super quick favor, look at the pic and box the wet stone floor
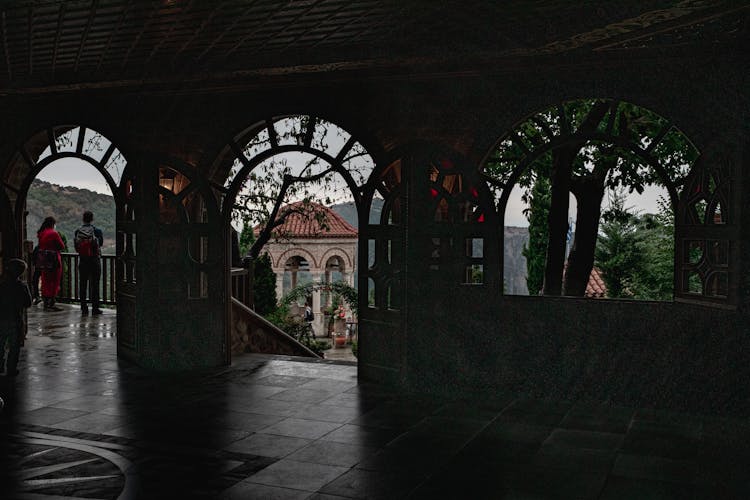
[1,304,749,499]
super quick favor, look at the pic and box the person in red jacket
[36,216,64,311]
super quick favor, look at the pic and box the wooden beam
[122,2,161,69]
[75,0,99,73]
[27,5,33,75]
[52,2,66,75]
[97,2,132,71]
[1,12,11,80]
[219,0,294,61]
[195,0,261,63]
[171,1,224,65]
[237,0,325,58]
[145,0,193,67]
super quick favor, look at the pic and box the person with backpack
[74,211,104,316]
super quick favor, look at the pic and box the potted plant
[332,305,347,347]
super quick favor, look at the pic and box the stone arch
[480,98,710,301]
[2,125,129,257]
[320,248,354,271]
[274,248,318,270]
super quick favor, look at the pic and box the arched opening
[217,114,376,362]
[482,99,700,302]
[1,125,129,369]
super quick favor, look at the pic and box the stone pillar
[310,271,323,335]
[275,272,284,302]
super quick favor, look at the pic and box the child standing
[0,258,32,376]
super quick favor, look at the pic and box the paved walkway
[0,304,748,499]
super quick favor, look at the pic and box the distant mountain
[329,199,383,228]
[26,179,116,253]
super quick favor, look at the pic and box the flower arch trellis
[478,98,731,303]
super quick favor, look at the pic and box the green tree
[253,252,277,316]
[521,171,550,295]
[230,116,374,260]
[627,198,674,300]
[485,99,696,297]
[595,190,642,298]
[239,223,255,257]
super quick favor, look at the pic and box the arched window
[483,99,702,302]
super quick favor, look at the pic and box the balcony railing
[58,253,117,306]
[54,254,252,309]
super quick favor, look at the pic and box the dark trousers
[79,257,101,309]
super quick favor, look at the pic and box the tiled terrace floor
[1,304,748,499]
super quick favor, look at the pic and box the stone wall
[407,289,749,417]
[231,298,319,359]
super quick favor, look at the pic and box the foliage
[282,280,358,315]
[521,171,550,295]
[351,340,358,358]
[484,99,696,296]
[239,224,255,258]
[252,253,277,316]
[229,116,375,260]
[27,179,115,253]
[623,197,674,300]
[595,191,674,300]
[595,190,643,298]
[266,302,330,356]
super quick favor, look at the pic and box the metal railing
[53,256,252,308]
[57,253,117,305]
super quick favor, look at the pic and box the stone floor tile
[542,428,625,451]
[16,406,90,426]
[612,453,706,485]
[218,481,313,500]
[410,415,490,436]
[51,411,131,434]
[259,417,343,440]
[288,439,378,468]
[224,432,311,458]
[293,403,364,423]
[300,378,358,393]
[252,374,318,388]
[482,421,554,444]
[246,458,348,492]
[270,387,337,404]
[320,467,427,500]
[319,424,403,448]
[598,475,717,500]
[560,400,635,434]
[503,463,608,499]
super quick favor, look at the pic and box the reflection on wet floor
[0,303,748,499]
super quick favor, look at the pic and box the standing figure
[0,259,33,376]
[36,217,64,312]
[74,211,104,316]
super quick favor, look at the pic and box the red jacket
[38,228,64,253]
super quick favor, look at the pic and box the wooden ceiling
[0,0,745,93]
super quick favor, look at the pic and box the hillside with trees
[26,179,116,253]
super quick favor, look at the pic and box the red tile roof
[586,267,607,298]
[255,202,358,239]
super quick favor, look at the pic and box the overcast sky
[36,157,113,196]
